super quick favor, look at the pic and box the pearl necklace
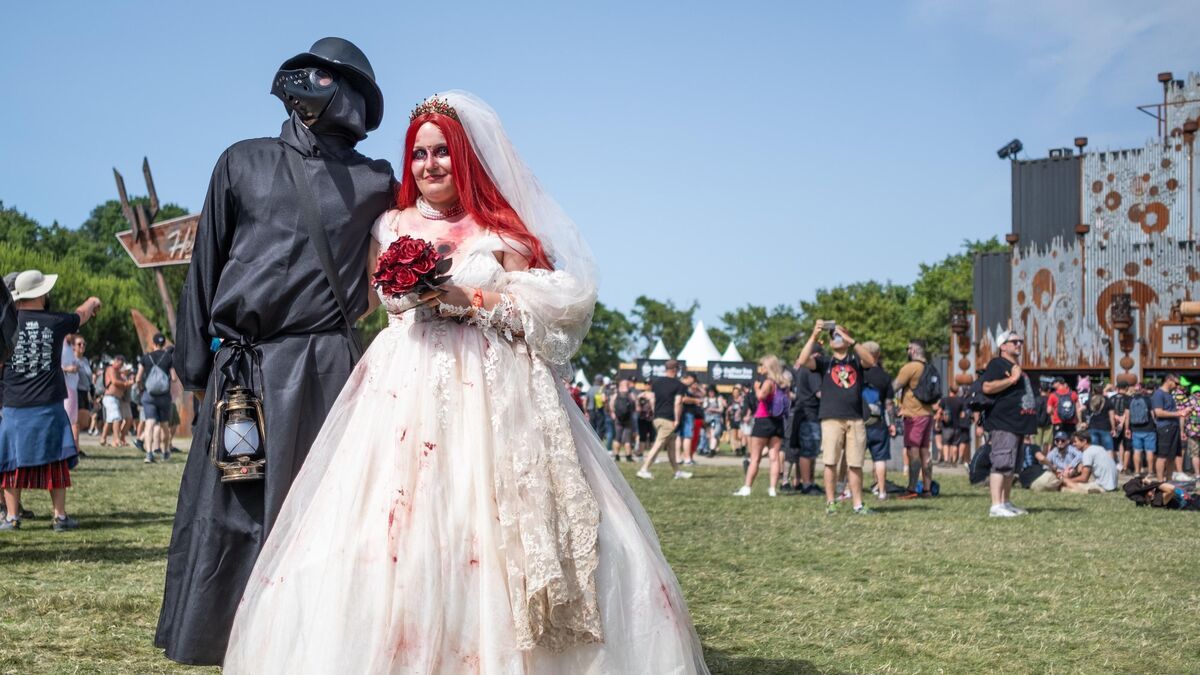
[416,196,464,220]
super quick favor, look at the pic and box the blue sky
[3,0,1197,332]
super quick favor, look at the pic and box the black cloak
[154,107,394,665]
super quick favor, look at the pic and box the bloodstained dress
[155,113,394,665]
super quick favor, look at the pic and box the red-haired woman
[225,92,708,674]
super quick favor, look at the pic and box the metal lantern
[1111,293,1133,333]
[210,385,267,483]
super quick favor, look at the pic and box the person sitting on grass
[1060,430,1119,493]
[1046,430,1082,480]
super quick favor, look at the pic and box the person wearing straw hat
[0,269,101,532]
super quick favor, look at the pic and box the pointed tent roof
[677,320,723,368]
[573,368,590,392]
[648,338,671,360]
[721,341,744,362]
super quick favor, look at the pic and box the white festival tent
[573,368,590,392]
[648,338,671,360]
[676,321,723,368]
[721,342,744,362]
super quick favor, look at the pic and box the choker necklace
[416,197,464,220]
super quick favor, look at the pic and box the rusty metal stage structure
[958,71,1200,387]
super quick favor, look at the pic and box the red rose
[411,249,438,275]
[390,268,419,294]
[393,236,427,264]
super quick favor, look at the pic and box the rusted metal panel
[115,213,199,268]
[1012,156,1081,248]
[1164,74,1200,136]
[1007,131,1200,372]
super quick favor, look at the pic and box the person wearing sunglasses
[980,330,1038,517]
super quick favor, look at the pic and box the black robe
[155,114,394,665]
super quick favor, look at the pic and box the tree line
[0,198,1005,373]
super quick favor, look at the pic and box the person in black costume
[155,37,395,665]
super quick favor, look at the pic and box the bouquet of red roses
[373,235,452,302]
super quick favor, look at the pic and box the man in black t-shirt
[797,320,878,515]
[786,344,824,494]
[136,333,177,464]
[861,342,895,501]
[637,360,692,480]
[980,330,1037,517]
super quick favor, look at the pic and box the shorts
[1088,429,1114,451]
[680,413,695,439]
[820,418,866,470]
[1155,427,1181,460]
[102,395,124,421]
[637,418,654,444]
[652,418,677,448]
[942,427,968,446]
[77,388,92,412]
[613,421,634,446]
[705,413,724,438]
[866,423,890,462]
[989,429,1021,475]
[1034,426,1053,447]
[903,415,932,448]
[739,422,753,436]
[141,394,172,422]
[786,420,821,462]
[1131,430,1157,452]
[1189,437,1200,457]
[751,416,785,439]
[120,400,133,421]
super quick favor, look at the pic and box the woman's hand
[427,284,474,311]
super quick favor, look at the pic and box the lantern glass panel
[224,419,261,457]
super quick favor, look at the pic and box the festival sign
[708,361,756,385]
[636,359,670,381]
[115,213,200,268]
[1161,323,1200,357]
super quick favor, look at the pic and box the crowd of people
[0,268,180,533]
[581,324,1200,517]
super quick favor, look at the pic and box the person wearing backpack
[1150,374,1185,481]
[892,339,938,497]
[734,355,791,497]
[1110,382,1132,472]
[1127,381,1157,475]
[861,342,896,501]
[1046,377,1080,437]
[607,378,637,463]
[135,333,177,464]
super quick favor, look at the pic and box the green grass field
[2,442,1197,674]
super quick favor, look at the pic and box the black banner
[708,361,756,385]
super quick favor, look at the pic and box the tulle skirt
[225,316,708,674]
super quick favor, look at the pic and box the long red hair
[396,113,553,270]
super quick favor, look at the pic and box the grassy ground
[1,441,1198,674]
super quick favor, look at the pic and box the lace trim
[480,309,602,652]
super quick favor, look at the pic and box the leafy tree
[799,281,914,366]
[906,237,1007,354]
[719,303,804,362]
[630,296,697,356]
[575,301,634,377]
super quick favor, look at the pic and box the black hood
[309,83,368,144]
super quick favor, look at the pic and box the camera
[825,321,837,335]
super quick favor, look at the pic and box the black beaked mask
[309,84,368,143]
[272,67,340,125]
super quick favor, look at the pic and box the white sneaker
[989,504,1018,518]
[732,486,752,497]
[767,488,777,497]
[636,469,653,480]
[1004,501,1028,515]
[1172,471,1192,482]
[673,470,693,480]
[877,491,888,501]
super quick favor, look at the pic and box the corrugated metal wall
[1012,157,1082,248]
[1008,137,1200,371]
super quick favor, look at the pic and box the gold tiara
[410,97,459,122]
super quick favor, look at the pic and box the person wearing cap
[135,333,176,464]
[980,330,1038,517]
[1045,430,1083,478]
[155,37,394,665]
[0,269,101,533]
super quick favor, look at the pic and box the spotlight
[996,138,1023,160]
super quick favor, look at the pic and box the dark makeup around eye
[411,145,450,161]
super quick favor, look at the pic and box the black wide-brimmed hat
[279,37,384,131]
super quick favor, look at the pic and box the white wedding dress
[224,213,709,674]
